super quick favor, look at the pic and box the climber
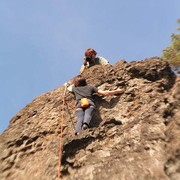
[80,48,109,74]
[67,75,125,135]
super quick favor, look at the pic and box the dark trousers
[75,106,95,133]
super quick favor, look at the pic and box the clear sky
[0,0,180,133]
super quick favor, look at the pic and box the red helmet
[85,48,97,56]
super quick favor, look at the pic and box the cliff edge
[0,57,180,180]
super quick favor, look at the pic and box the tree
[162,19,180,66]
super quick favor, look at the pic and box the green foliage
[162,19,180,66]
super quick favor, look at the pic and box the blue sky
[0,0,180,133]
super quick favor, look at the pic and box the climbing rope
[58,84,67,180]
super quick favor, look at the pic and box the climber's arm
[80,65,87,74]
[97,88,125,96]
[67,84,74,92]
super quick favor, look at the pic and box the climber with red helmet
[80,48,109,74]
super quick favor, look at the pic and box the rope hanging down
[58,83,67,180]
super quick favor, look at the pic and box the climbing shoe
[82,123,88,130]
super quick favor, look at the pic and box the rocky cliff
[0,57,180,180]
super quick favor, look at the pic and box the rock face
[0,57,180,180]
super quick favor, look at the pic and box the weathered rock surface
[0,57,180,180]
